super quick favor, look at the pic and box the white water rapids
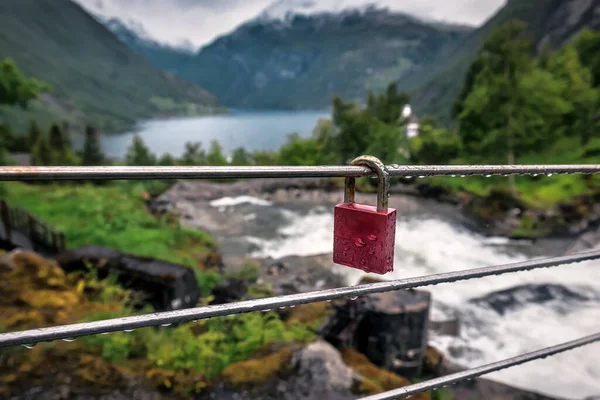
[216,200,600,399]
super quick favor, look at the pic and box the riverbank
[153,178,600,399]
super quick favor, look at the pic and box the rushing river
[114,111,599,398]
[201,193,600,399]
[99,110,329,159]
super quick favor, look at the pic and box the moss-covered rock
[221,347,294,386]
[0,250,114,331]
[342,348,431,400]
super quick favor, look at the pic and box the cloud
[73,0,506,49]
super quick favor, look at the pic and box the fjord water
[99,110,330,159]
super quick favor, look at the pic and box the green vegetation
[0,250,316,396]
[0,58,49,108]
[0,183,212,267]
[0,0,218,132]
[409,0,590,122]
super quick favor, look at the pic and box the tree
[573,30,600,87]
[206,140,227,166]
[180,142,206,165]
[231,147,250,166]
[278,133,323,166]
[409,119,460,164]
[125,135,156,166]
[158,153,176,166]
[456,20,570,193]
[333,97,371,163]
[0,121,15,150]
[544,45,598,144]
[47,123,77,165]
[61,121,72,150]
[0,58,49,108]
[49,124,66,152]
[81,125,105,166]
[28,120,43,149]
[367,83,409,124]
[31,133,52,166]
[251,150,278,166]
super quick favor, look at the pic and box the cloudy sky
[74,0,506,49]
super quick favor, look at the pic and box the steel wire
[1,250,599,348]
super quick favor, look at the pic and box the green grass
[426,136,600,209]
[0,182,213,267]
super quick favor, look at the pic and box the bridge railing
[0,163,599,399]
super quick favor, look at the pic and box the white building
[401,104,420,138]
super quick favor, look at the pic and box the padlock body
[333,202,396,275]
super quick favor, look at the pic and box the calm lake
[100,110,330,159]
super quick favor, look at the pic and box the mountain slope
[409,0,600,123]
[177,8,472,109]
[102,17,195,76]
[0,0,218,132]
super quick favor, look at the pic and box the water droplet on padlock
[22,343,36,349]
[368,248,375,255]
[486,175,492,178]
[367,234,377,241]
[361,259,366,265]
[350,296,358,301]
[548,173,553,177]
[355,237,365,247]
[344,245,350,250]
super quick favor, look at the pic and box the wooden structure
[0,199,66,254]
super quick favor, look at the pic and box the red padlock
[333,155,396,275]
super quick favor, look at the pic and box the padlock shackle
[344,155,390,212]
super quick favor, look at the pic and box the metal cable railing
[0,164,599,180]
[1,250,599,347]
[357,332,600,400]
[1,163,600,399]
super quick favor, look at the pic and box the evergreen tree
[31,133,52,166]
[181,142,206,165]
[544,45,598,144]
[206,140,227,166]
[158,153,176,166]
[231,147,250,166]
[49,124,65,152]
[573,30,600,87]
[61,121,72,150]
[0,121,15,151]
[125,135,156,166]
[81,125,105,166]
[251,150,278,166]
[456,20,570,192]
[28,120,42,149]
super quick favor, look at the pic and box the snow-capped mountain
[259,0,381,21]
[97,15,195,76]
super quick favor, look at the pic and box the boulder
[55,245,202,311]
[469,283,596,315]
[288,341,362,399]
